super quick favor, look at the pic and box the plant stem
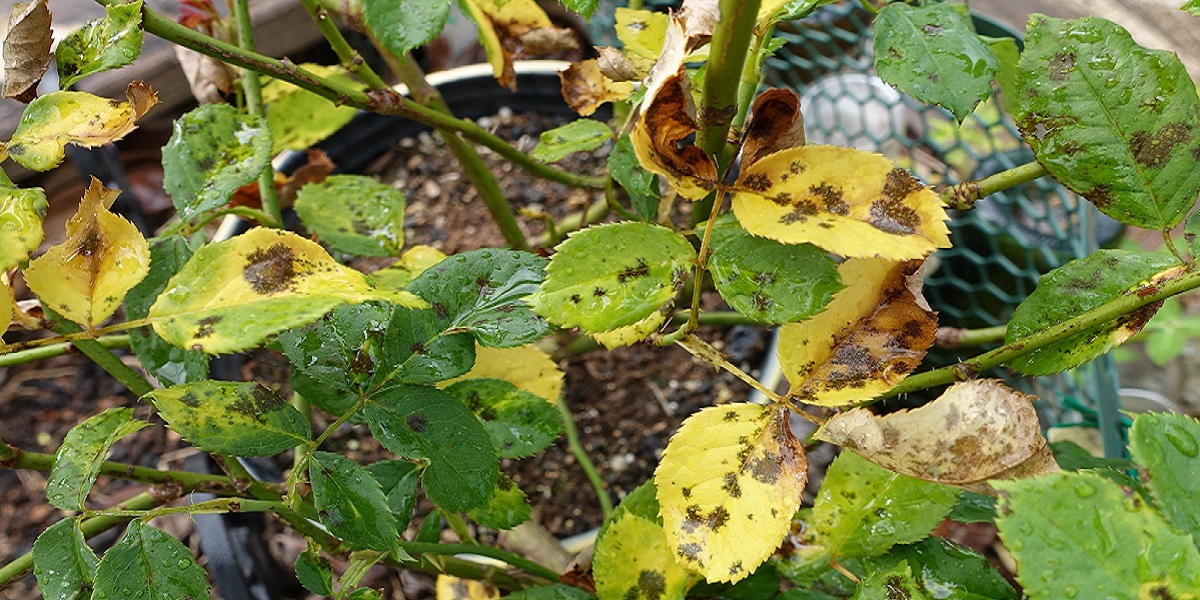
[940,161,1049,210]
[687,189,730,332]
[86,497,283,519]
[534,197,611,247]
[0,335,129,367]
[298,0,388,89]
[934,325,1007,348]
[231,0,283,225]
[887,266,1200,397]
[398,542,560,582]
[51,321,153,397]
[0,447,257,496]
[556,399,613,519]
[698,0,762,156]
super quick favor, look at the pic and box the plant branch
[556,399,613,518]
[940,161,1049,210]
[231,0,283,225]
[0,335,129,367]
[887,266,1200,397]
[0,447,260,496]
[698,0,762,156]
[298,0,388,89]
[52,321,153,397]
[934,325,1007,348]
[398,541,560,582]
[86,497,284,519]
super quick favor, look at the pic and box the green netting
[761,5,1124,453]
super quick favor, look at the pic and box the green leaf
[363,384,498,512]
[873,2,997,121]
[1185,0,1200,16]
[995,471,1200,598]
[372,305,476,386]
[407,248,550,348]
[775,591,840,600]
[0,180,47,270]
[1016,15,1200,229]
[812,451,959,559]
[1005,249,1181,375]
[1128,413,1200,542]
[33,517,98,600]
[124,236,209,387]
[444,378,562,458]
[467,474,531,530]
[367,459,421,530]
[559,0,598,19]
[947,491,997,524]
[295,543,335,596]
[54,0,143,89]
[851,562,930,600]
[278,301,391,393]
[609,134,660,221]
[768,0,842,22]
[504,584,596,600]
[146,381,311,456]
[529,222,694,333]
[709,217,842,324]
[984,36,1020,118]
[362,0,452,58]
[866,538,1018,600]
[530,120,612,163]
[295,175,406,257]
[1050,440,1136,471]
[162,104,273,222]
[94,521,211,600]
[1145,328,1187,366]
[46,407,148,510]
[263,64,363,153]
[309,451,405,556]
[292,369,362,422]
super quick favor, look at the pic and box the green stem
[51,321,152,397]
[0,335,129,367]
[556,399,613,519]
[940,161,1049,210]
[698,0,762,156]
[0,447,257,496]
[444,512,478,545]
[231,0,283,225]
[886,267,1200,397]
[731,24,775,133]
[535,197,610,247]
[398,541,560,582]
[86,497,283,519]
[934,325,1007,348]
[298,0,388,89]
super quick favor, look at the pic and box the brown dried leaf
[173,45,235,105]
[595,46,640,82]
[559,59,634,117]
[630,71,718,199]
[741,88,805,170]
[781,258,936,406]
[3,0,52,103]
[815,379,1059,488]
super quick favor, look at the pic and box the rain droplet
[1063,586,1079,598]
[1074,481,1097,498]
[1165,424,1199,458]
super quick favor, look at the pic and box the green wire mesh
[761,5,1125,449]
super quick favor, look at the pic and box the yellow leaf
[656,403,807,583]
[594,512,700,600]
[560,59,634,117]
[148,228,424,354]
[442,344,564,403]
[371,244,447,290]
[460,0,577,90]
[592,309,667,350]
[781,258,936,406]
[815,379,1060,489]
[614,8,669,74]
[6,81,157,171]
[436,575,499,600]
[732,145,951,259]
[23,178,149,327]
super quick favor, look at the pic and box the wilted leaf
[614,8,669,74]
[33,517,97,600]
[46,408,148,511]
[444,378,562,458]
[460,0,578,90]
[559,59,634,117]
[162,103,273,221]
[363,0,452,58]
[1128,413,1200,542]
[6,82,157,171]
[1016,15,1200,229]
[812,451,958,559]
[24,179,150,328]
[437,575,500,600]
[781,259,935,406]
[174,45,235,104]
[873,3,997,122]
[608,134,660,221]
[2,0,51,102]
[294,175,406,257]
[1005,250,1182,376]
[263,64,364,153]
[147,381,311,456]
[594,512,699,600]
[995,472,1200,598]
[531,119,613,163]
[740,88,805,170]
[708,216,841,324]
[55,0,144,89]
[466,475,531,530]
[308,452,404,556]
[0,176,47,270]
[443,344,564,402]
[631,71,717,200]
[148,228,422,354]
[656,403,807,583]
[529,222,693,333]
[94,521,210,600]
[732,146,951,259]
[816,380,1058,488]
[124,236,209,387]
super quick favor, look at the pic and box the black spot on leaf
[1130,122,1192,169]
[1048,51,1075,82]
[869,199,919,235]
[617,260,651,283]
[722,472,742,497]
[195,315,222,338]
[407,413,428,433]
[809,183,848,215]
[749,452,783,484]
[741,173,771,192]
[229,385,285,418]
[179,393,201,408]
[243,243,297,294]
[637,570,666,600]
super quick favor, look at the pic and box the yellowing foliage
[594,512,699,600]
[442,344,564,403]
[435,575,499,600]
[460,0,577,90]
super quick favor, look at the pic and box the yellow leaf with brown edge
[6,81,157,171]
[23,178,150,328]
[460,0,578,91]
[732,145,951,259]
[740,88,805,171]
[435,575,499,600]
[781,258,936,407]
[815,379,1059,492]
[560,59,634,117]
[148,228,424,354]
[656,403,807,583]
[441,343,564,403]
[631,71,718,200]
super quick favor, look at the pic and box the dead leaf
[815,379,1059,489]
[174,46,235,104]
[741,88,805,170]
[2,0,52,103]
[559,59,634,117]
[630,71,718,199]
[595,46,640,82]
[461,0,578,90]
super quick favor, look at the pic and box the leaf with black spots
[93,521,211,600]
[309,451,406,557]
[161,103,272,222]
[124,235,209,386]
[55,0,144,88]
[147,381,311,456]
[594,512,699,600]
[444,378,562,458]
[295,175,406,257]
